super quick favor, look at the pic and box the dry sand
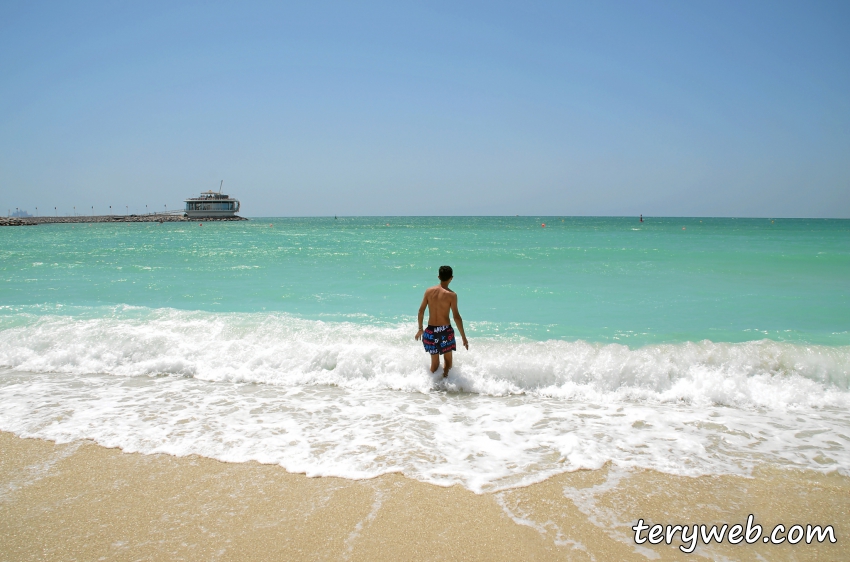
[1,431,846,561]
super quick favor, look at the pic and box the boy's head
[438,265,453,282]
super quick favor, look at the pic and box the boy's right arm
[451,294,469,350]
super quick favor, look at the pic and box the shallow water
[1,217,848,491]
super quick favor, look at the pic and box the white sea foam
[0,307,848,492]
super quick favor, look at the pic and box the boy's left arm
[415,293,428,340]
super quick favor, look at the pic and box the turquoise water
[1,217,849,490]
[3,217,848,345]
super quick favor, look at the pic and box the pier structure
[4,184,246,226]
[1,214,248,226]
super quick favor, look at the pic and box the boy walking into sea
[415,265,469,377]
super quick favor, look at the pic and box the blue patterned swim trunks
[422,325,456,355]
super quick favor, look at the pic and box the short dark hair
[438,265,453,281]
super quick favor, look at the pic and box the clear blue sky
[2,1,848,217]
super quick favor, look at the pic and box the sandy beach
[1,431,846,561]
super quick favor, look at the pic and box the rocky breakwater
[30,215,190,224]
[0,217,36,226]
[6,214,249,226]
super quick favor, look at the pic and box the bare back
[423,285,456,326]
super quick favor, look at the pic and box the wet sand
[1,431,846,561]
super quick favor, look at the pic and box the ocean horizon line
[239,214,850,220]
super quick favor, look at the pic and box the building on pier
[184,183,241,218]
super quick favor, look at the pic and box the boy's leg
[430,353,440,373]
[442,352,453,378]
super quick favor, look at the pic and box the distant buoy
[386,223,390,226]
[270,224,273,227]
[199,223,203,226]
[682,227,686,230]
[541,223,546,227]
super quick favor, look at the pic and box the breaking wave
[1,306,848,491]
